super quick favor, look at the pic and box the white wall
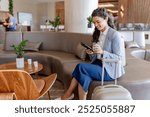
[37,3,48,27]
[36,2,55,30]
[48,3,55,21]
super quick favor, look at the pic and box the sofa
[1,31,150,100]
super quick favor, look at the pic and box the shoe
[55,94,74,100]
[66,94,74,100]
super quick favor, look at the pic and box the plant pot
[16,58,24,68]
[87,23,92,28]
[54,26,58,32]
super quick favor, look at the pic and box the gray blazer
[92,28,125,79]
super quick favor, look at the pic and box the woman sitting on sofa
[56,7,125,100]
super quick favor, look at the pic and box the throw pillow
[24,41,42,51]
[75,43,87,61]
[125,41,140,48]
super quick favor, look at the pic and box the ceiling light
[99,3,114,8]
[107,9,118,13]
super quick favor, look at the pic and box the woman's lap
[72,61,112,92]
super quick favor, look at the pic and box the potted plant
[11,40,28,68]
[9,0,14,15]
[87,16,93,28]
[49,16,61,31]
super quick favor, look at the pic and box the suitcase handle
[101,58,119,86]
[102,84,122,88]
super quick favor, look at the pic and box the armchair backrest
[0,69,40,100]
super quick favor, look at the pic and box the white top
[97,26,109,48]
[96,26,109,59]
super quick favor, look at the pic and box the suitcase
[91,59,133,100]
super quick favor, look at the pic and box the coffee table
[0,62,43,79]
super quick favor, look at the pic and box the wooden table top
[0,62,43,74]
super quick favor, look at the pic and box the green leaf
[49,16,61,28]
[10,40,28,58]
[87,16,93,24]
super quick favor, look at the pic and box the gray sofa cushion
[24,41,42,51]
[75,43,86,60]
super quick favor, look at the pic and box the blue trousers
[72,59,113,92]
[6,28,16,31]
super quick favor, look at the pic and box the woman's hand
[3,22,7,26]
[92,44,103,54]
[86,49,94,54]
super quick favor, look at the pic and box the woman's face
[93,16,108,32]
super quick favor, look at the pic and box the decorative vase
[16,57,24,68]
[87,24,94,34]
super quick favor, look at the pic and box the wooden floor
[40,80,65,100]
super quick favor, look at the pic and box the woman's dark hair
[91,7,115,43]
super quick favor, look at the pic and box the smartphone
[80,42,93,51]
